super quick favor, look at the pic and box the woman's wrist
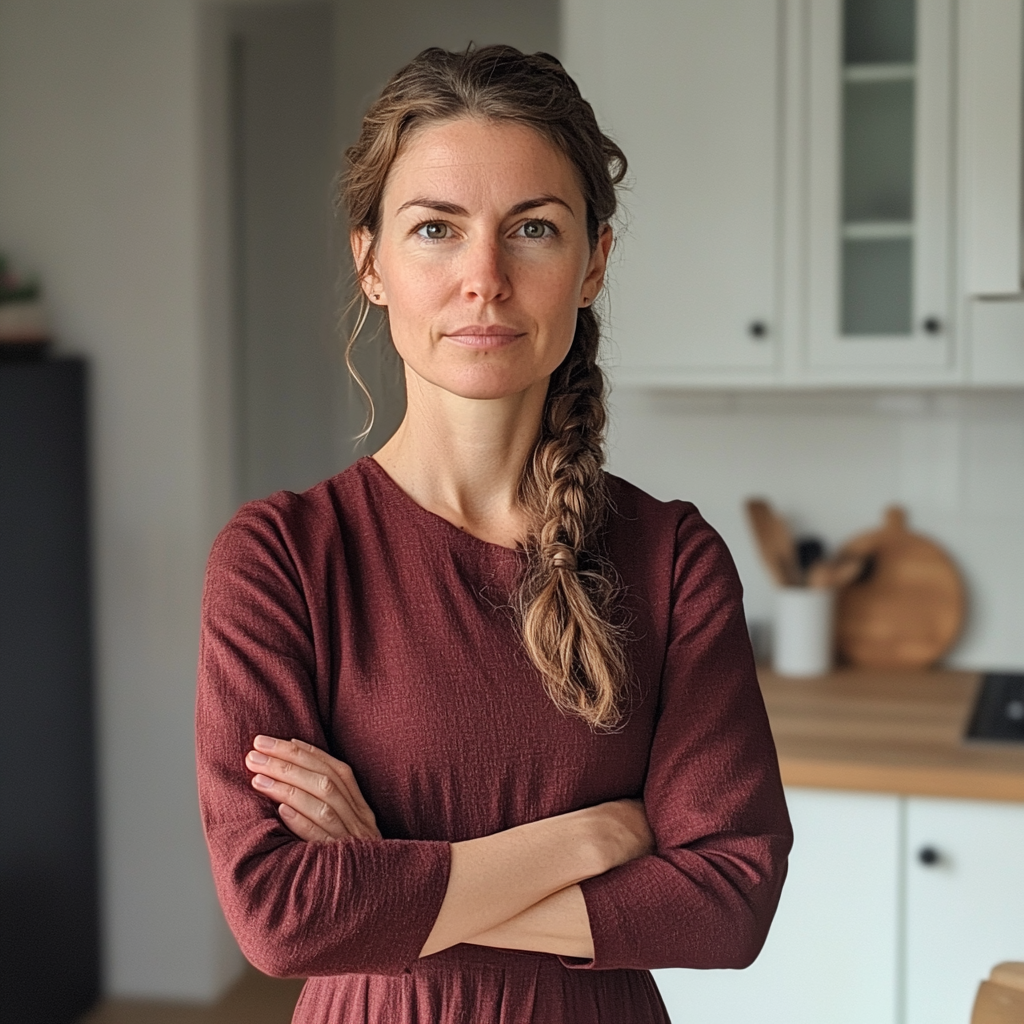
[555,805,616,878]
[423,806,607,957]
[465,883,594,959]
[572,798,655,876]
[504,806,609,887]
[518,799,649,883]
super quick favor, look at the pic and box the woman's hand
[245,735,382,841]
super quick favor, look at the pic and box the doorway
[228,1,347,503]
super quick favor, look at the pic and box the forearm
[465,883,594,959]
[418,808,604,957]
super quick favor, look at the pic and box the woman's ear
[580,224,613,307]
[350,228,385,303]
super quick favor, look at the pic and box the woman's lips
[443,325,525,349]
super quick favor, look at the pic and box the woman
[196,45,792,1024]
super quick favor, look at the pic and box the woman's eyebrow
[395,195,576,218]
[508,195,575,218]
[396,198,468,215]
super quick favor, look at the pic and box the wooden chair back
[972,963,1024,1024]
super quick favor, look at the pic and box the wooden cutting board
[835,507,966,669]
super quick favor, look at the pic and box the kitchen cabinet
[958,0,1024,298]
[958,0,1024,385]
[653,789,902,1024]
[904,797,1024,1024]
[805,0,957,382]
[968,297,1024,385]
[562,0,1024,388]
[652,790,1024,1024]
[562,0,784,382]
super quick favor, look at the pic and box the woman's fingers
[245,736,381,839]
[249,769,361,838]
[286,737,379,834]
[277,802,335,843]
[247,758,373,838]
[252,735,378,833]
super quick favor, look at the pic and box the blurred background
[1,0,1023,1022]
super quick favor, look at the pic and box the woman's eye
[417,222,449,240]
[520,220,553,239]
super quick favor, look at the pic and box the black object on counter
[965,673,1024,744]
[0,359,98,1022]
[796,536,826,572]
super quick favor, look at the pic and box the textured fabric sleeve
[562,509,792,972]
[195,507,451,978]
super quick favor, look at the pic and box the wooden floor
[79,968,304,1024]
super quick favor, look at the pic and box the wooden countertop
[758,667,1024,802]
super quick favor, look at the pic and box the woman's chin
[411,366,549,403]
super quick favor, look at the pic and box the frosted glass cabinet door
[563,0,782,381]
[653,789,901,1024]
[806,0,955,376]
[904,798,1024,1024]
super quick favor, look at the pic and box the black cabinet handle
[922,317,942,335]
[918,846,940,866]
[748,320,768,339]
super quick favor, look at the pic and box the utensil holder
[774,587,835,677]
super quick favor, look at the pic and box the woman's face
[352,117,611,402]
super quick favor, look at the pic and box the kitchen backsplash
[607,387,1024,671]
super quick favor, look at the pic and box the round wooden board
[835,507,966,669]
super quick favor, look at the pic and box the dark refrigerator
[0,358,99,1021]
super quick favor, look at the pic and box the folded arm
[245,735,651,959]
[554,513,794,973]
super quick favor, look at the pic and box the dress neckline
[357,456,527,559]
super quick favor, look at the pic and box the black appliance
[0,358,98,1021]
[966,673,1024,744]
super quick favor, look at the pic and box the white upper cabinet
[958,0,1024,297]
[958,0,1024,385]
[806,0,957,381]
[563,0,784,383]
[563,0,1024,387]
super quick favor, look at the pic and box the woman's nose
[460,237,511,303]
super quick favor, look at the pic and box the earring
[373,293,380,300]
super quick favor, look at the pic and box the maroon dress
[196,457,791,1023]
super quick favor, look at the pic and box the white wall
[0,0,240,1002]
[608,388,1024,670]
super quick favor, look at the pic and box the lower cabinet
[653,789,1024,1024]
[653,789,901,1023]
[904,798,1024,1024]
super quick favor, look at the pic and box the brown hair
[339,44,629,730]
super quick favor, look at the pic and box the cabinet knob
[917,846,941,866]
[922,317,942,335]
[748,320,768,339]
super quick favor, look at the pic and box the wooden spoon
[745,498,802,586]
